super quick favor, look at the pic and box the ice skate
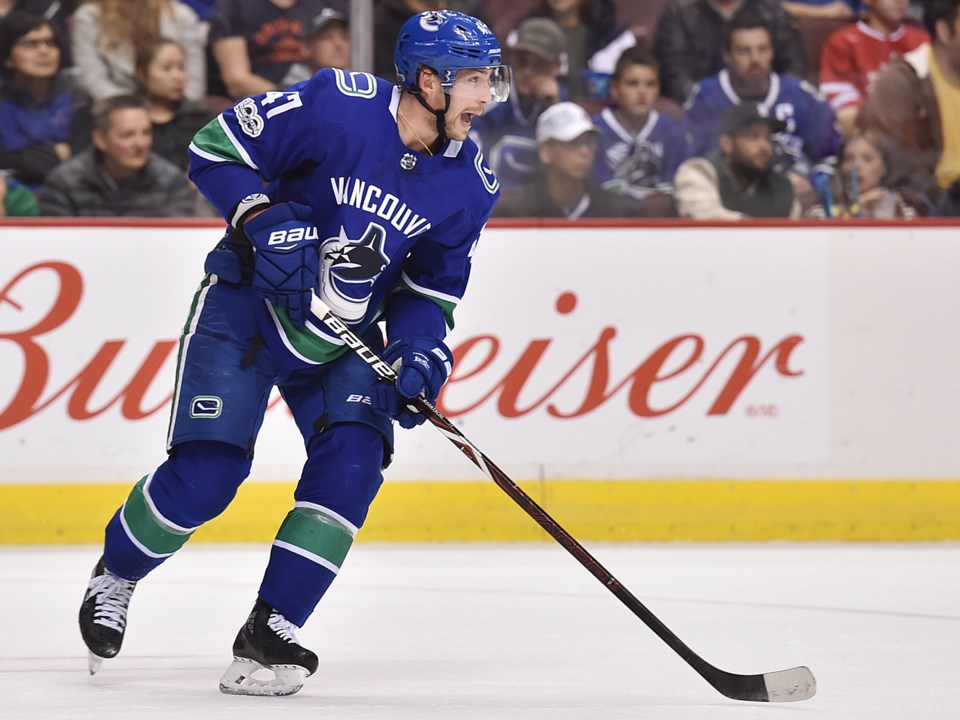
[78,557,137,675]
[219,599,319,696]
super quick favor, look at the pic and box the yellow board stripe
[1,480,959,544]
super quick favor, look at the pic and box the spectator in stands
[495,101,645,218]
[860,0,960,210]
[373,1,488,81]
[683,13,839,197]
[782,1,860,21]
[592,46,689,198]
[0,13,91,187]
[72,0,204,103]
[820,0,929,135]
[210,0,346,100]
[515,0,636,100]
[37,93,197,215]
[675,102,801,218]
[281,7,349,86]
[0,172,39,215]
[806,132,928,217]
[134,37,214,168]
[470,17,566,189]
[654,0,805,104]
[0,2,79,62]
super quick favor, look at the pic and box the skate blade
[218,657,308,697]
[87,651,104,675]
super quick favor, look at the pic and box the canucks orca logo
[616,140,663,191]
[319,222,390,324]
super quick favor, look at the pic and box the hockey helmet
[394,10,510,103]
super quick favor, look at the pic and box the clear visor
[446,65,511,107]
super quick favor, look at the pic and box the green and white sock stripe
[166,275,217,449]
[273,502,358,574]
[119,475,196,559]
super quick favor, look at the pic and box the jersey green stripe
[275,506,354,569]
[122,478,193,555]
[273,307,350,364]
[192,119,247,165]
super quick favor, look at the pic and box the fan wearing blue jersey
[470,17,567,189]
[77,10,509,697]
[592,46,691,199]
[683,12,840,197]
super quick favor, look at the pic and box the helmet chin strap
[412,72,452,149]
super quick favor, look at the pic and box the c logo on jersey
[474,151,499,194]
[319,222,390,324]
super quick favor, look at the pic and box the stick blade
[707,664,816,703]
[763,665,817,702]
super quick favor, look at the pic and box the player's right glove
[241,202,320,327]
[371,337,453,429]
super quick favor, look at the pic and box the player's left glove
[242,202,320,327]
[371,337,453,429]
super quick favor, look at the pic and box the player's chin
[447,112,476,140]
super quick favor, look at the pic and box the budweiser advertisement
[0,223,843,484]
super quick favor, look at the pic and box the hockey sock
[102,475,195,580]
[259,504,357,626]
[103,441,251,580]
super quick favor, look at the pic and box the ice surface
[1,543,958,719]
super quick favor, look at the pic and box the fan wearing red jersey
[819,0,929,134]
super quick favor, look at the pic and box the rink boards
[1,219,959,542]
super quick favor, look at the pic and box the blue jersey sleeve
[188,71,345,220]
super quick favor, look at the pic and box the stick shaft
[313,298,808,702]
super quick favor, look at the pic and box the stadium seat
[796,17,851,85]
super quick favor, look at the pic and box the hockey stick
[311,295,816,703]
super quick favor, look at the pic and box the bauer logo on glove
[267,227,319,249]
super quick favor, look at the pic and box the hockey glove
[372,337,453,429]
[242,202,320,327]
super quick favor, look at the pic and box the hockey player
[77,10,508,697]
[592,46,691,198]
[683,12,840,192]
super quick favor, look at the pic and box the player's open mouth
[461,112,474,126]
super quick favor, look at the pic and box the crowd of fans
[0,0,955,220]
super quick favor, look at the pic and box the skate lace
[86,572,135,632]
[267,612,299,644]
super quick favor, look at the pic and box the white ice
[2,543,958,719]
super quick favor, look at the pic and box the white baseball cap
[535,102,599,144]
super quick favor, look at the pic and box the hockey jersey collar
[719,68,780,111]
[855,20,907,43]
[600,106,660,144]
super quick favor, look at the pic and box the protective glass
[446,65,511,105]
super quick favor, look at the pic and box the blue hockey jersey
[188,69,500,370]
[591,107,690,197]
[683,70,840,177]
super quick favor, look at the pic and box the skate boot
[219,599,319,696]
[78,557,137,675]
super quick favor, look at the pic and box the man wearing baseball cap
[282,8,350,86]
[674,102,801,218]
[470,17,567,190]
[494,102,645,218]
